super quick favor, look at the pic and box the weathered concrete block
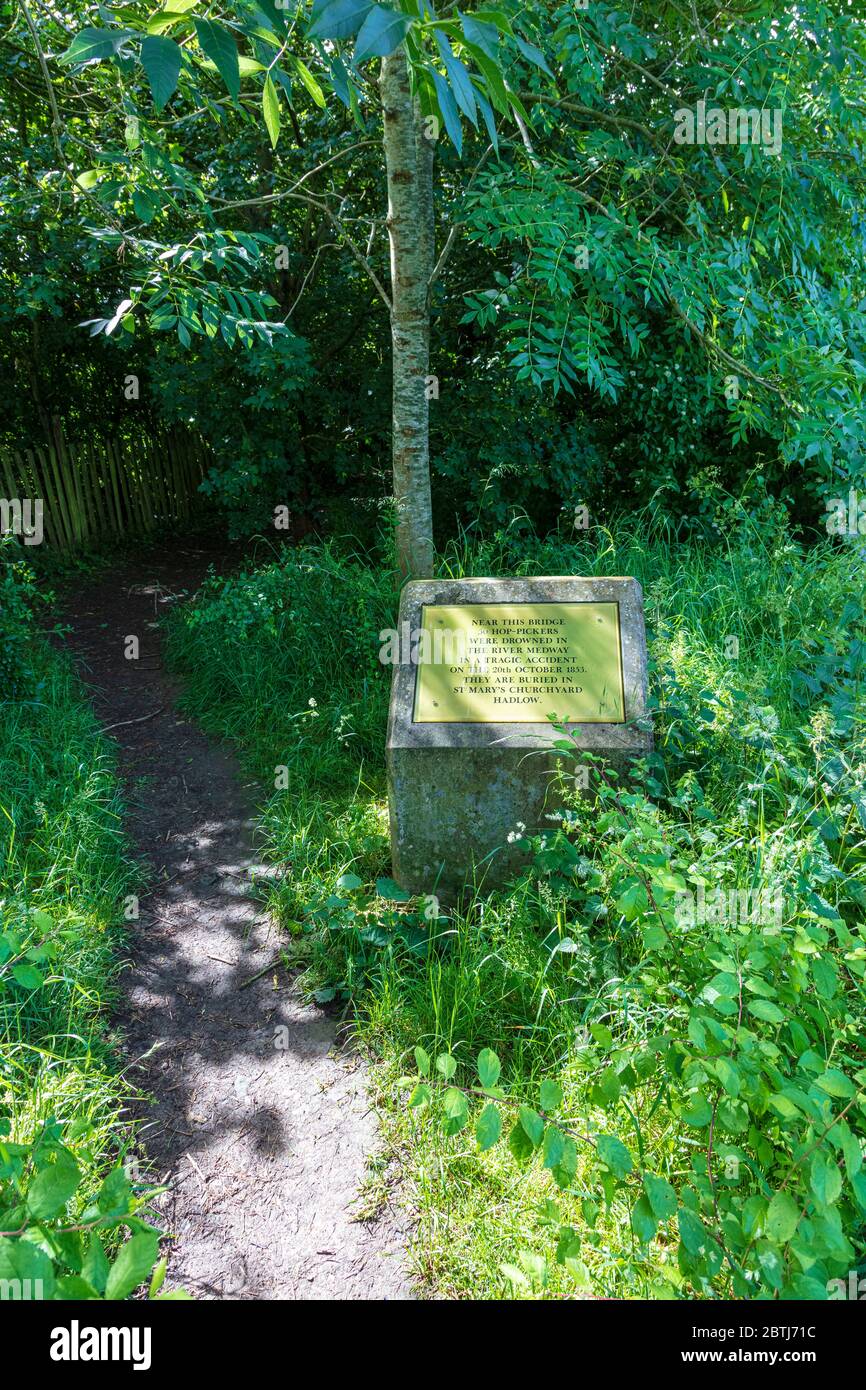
[386,576,652,900]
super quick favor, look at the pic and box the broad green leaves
[476,1103,501,1150]
[140,36,183,111]
[27,1156,81,1220]
[105,1232,161,1301]
[308,0,374,42]
[0,1123,171,1303]
[596,1134,633,1179]
[59,27,135,66]
[643,1174,677,1221]
[766,1190,800,1244]
[477,1047,500,1089]
[354,5,412,62]
[194,19,240,100]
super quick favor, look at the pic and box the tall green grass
[1,638,139,1203]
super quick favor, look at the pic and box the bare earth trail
[61,543,411,1300]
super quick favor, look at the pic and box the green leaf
[748,998,785,1025]
[715,1058,741,1097]
[11,963,43,990]
[615,879,648,921]
[408,1082,431,1108]
[810,1151,842,1207]
[430,67,462,153]
[680,1092,712,1128]
[677,1205,707,1256]
[375,876,411,901]
[434,34,477,127]
[541,1124,565,1171]
[518,1249,547,1285]
[132,189,157,224]
[597,1134,633,1179]
[757,1241,784,1290]
[500,1261,529,1288]
[414,1045,430,1076]
[768,1092,800,1120]
[815,1068,855,1098]
[308,0,372,41]
[476,1103,502,1150]
[55,1275,99,1299]
[141,36,183,112]
[354,5,413,62]
[149,1258,167,1299]
[460,11,500,60]
[292,56,326,109]
[551,1136,578,1189]
[477,1047,501,1089]
[839,1123,862,1180]
[82,1235,110,1295]
[766,1190,800,1244]
[593,1068,621,1106]
[442,1087,469,1134]
[263,74,281,148]
[539,1078,562,1112]
[643,1173,678,1220]
[27,1158,81,1219]
[97,1166,132,1216]
[105,1232,160,1301]
[631,1194,658,1245]
[514,35,552,76]
[0,1236,56,1298]
[518,1105,544,1148]
[194,19,240,100]
[435,1053,457,1079]
[59,27,134,65]
[508,1119,535,1163]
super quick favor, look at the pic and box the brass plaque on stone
[412,601,625,724]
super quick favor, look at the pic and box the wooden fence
[0,426,210,549]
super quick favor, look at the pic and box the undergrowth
[165,505,866,1300]
[0,542,174,1301]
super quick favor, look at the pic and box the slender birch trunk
[380,46,435,579]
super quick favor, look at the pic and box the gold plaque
[412,602,625,724]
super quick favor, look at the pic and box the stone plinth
[386,576,651,900]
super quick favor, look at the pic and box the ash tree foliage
[4,1,866,560]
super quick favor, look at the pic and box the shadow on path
[61,541,411,1300]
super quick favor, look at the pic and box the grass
[165,505,866,1300]
[0,634,140,1212]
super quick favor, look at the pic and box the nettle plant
[0,1117,177,1301]
[0,908,176,1300]
[404,743,866,1299]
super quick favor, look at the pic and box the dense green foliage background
[3,1,866,539]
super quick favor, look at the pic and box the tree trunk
[380,46,435,579]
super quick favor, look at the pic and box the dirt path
[61,544,411,1300]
